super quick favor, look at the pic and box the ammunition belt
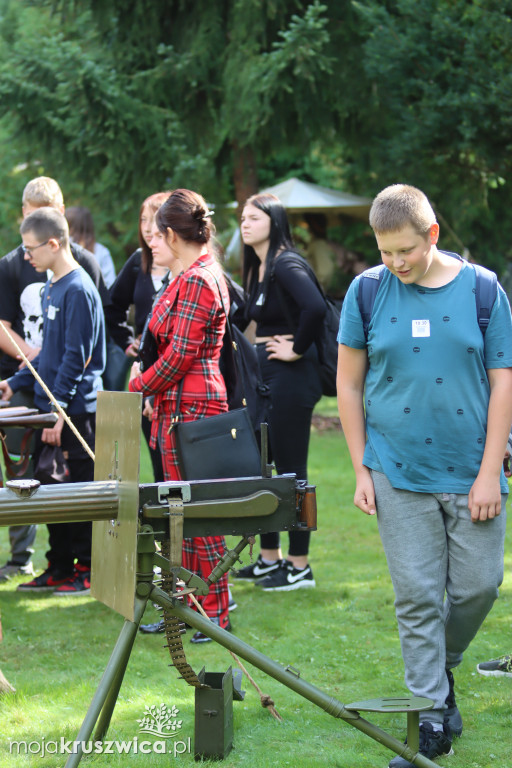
[160,539,203,687]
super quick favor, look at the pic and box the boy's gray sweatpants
[371,470,506,722]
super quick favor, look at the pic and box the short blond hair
[369,184,437,236]
[22,176,64,209]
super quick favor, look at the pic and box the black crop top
[247,252,326,355]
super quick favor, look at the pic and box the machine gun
[0,392,438,767]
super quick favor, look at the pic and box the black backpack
[219,322,271,441]
[212,272,271,443]
[273,253,341,397]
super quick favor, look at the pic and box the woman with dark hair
[107,192,171,359]
[129,188,231,641]
[106,192,172,482]
[234,192,326,591]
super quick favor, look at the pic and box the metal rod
[206,536,252,585]
[0,481,119,525]
[151,590,440,768]
[407,711,420,754]
[64,596,147,768]
[93,624,141,742]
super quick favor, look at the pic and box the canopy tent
[225,177,371,260]
[254,177,371,220]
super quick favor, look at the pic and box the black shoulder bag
[219,276,271,443]
[173,269,262,481]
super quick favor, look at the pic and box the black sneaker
[389,722,453,768]
[139,620,165,634]
[17,565,72,592]
[140,618,191,634]
[258,560,316,591]
[233,554,282,582]
[444,668,463,737]
[190,617,231,644]
[477,654,512,677]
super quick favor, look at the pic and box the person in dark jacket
[0,176,109,584]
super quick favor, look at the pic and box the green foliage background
[1,0,512,271]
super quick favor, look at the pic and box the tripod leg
[93,605,143,742]
[64,596,147,768]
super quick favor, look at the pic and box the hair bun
[192,205,214,222]
[156,188,214,245]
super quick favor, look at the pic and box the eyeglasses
[21,239,50,256]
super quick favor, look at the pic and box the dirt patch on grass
[312,414,342,431]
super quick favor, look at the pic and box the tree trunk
[232,142,259,217]
[231,142,259,271]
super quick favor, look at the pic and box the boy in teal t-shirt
[337,184,512,768]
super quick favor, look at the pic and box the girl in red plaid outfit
[129,189,230,641]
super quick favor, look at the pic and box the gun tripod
[0,393,439,768]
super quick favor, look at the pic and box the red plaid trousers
[157,402,229,628]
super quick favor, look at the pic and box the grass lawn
[0,402,511,767]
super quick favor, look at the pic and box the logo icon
[137,704,183,739]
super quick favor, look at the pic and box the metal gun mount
[0,392,437,768]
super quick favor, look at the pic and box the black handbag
[174,398,261,481]
[173,268,262,481]
[34,444,70,484]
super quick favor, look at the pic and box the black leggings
[256,344,322,557]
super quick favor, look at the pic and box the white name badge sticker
[47,304,57,320]
[412,319,430,337]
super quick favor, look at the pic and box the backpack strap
[356,264,387,341]
[472,263,497,337]
[440,251,498,336]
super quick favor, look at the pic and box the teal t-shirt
[338,260,512,493]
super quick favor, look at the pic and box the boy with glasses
[0,207,105,594]
[0,177,108,582]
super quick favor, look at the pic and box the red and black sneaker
[17,565,72,592]
[54,563,91,596]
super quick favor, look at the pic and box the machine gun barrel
[0,481,119,525]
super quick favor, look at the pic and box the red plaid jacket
[129,252,229,426]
